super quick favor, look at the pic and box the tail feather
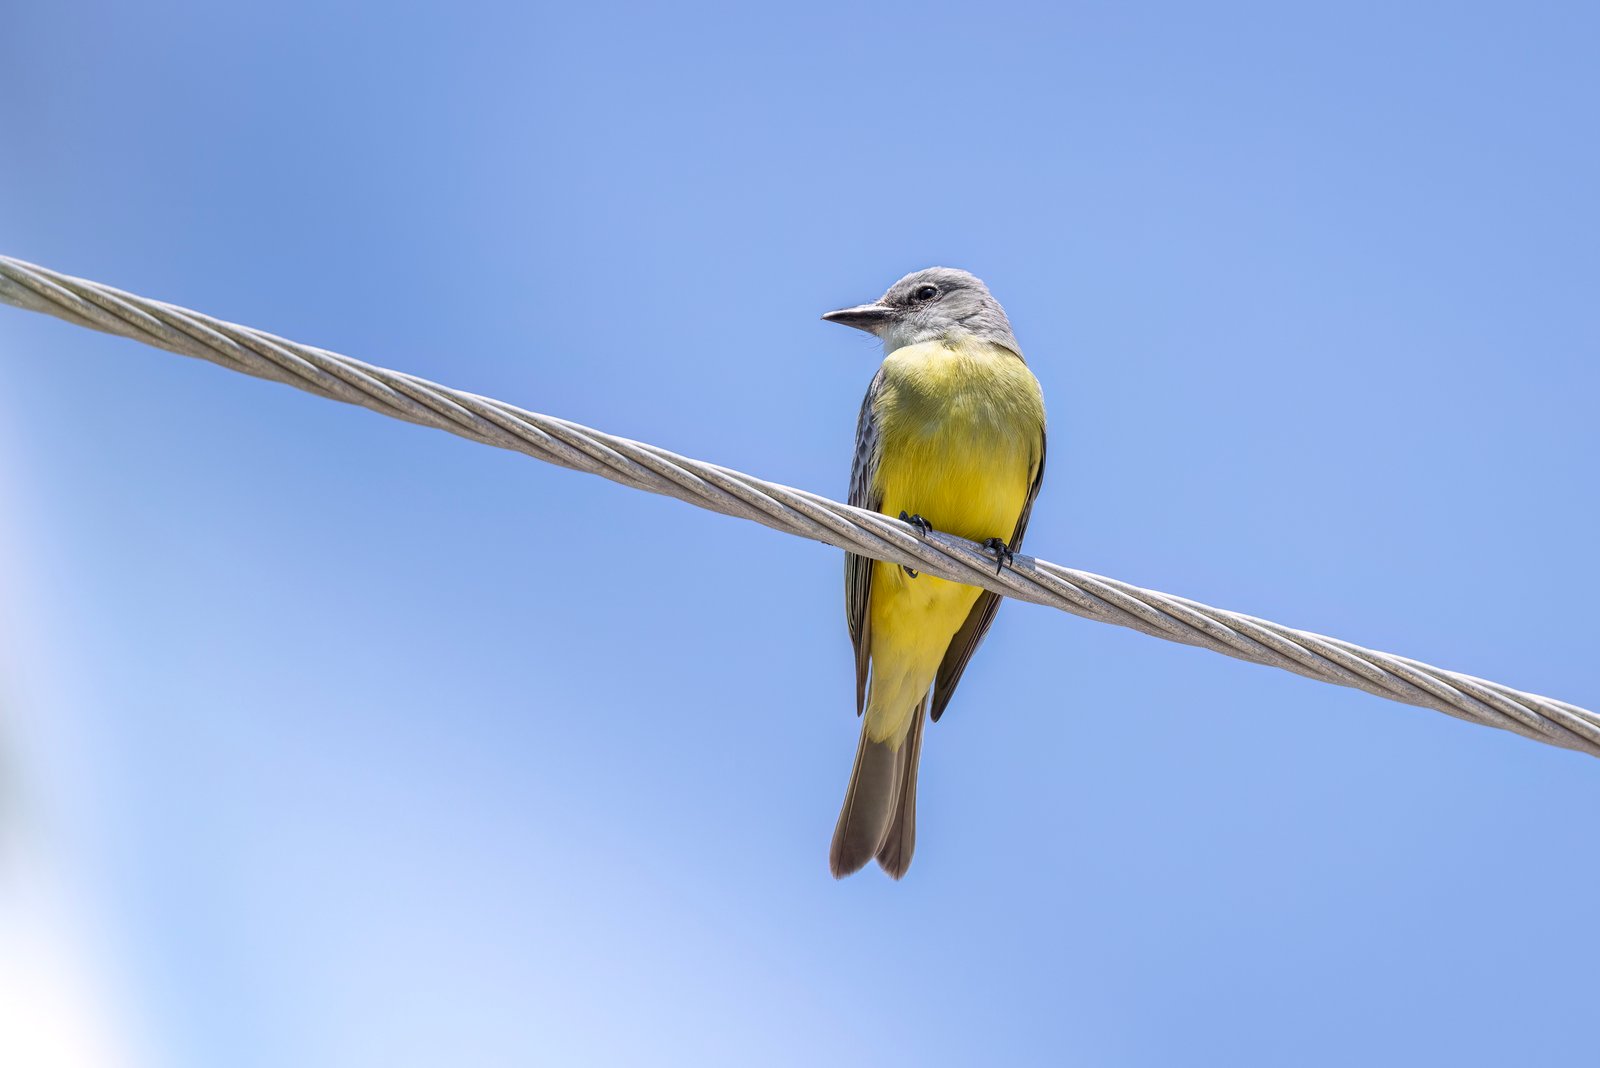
[829,726,897,878]
[830,697,928,879]
[874,698,926,879]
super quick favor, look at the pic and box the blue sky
[2,2,1598,1064]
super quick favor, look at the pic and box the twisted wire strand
[3,253,1595,757]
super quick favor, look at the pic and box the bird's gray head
[821,267,1021,357]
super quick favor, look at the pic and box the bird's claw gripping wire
[983,537,1015,574]
[899,511,932,535]
[899,511,932,577]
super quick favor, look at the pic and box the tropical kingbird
[823,267,1047,879]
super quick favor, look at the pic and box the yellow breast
[870,338,1044,543]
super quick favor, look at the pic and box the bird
[822,267,1047,879]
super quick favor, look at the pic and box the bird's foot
[899,511,932,536]
[898,512,931,577]
[983,537,1015,574]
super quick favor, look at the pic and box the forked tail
[829,698,927,879]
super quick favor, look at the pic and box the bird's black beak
[821,302,893,335]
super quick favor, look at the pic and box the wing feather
[845,369,886,715]
[930,424,1046,722]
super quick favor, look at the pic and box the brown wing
[930,424,1046,722]
[845,369,886,715]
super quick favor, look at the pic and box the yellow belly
[863,338,1044,744]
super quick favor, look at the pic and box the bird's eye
[913,285,939,302]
